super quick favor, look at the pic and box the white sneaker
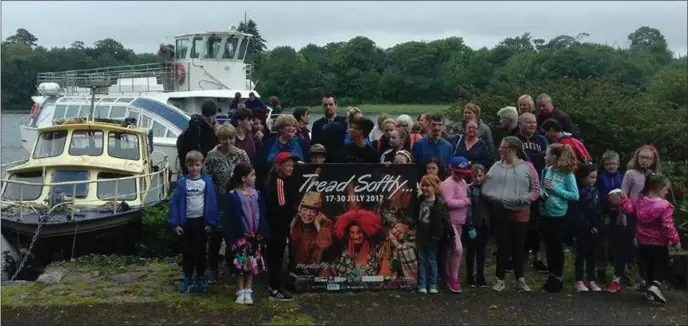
[235,290,246,304]
[418,287,427,294]
[647,285,667,303]
[244,289,254,305]
[517,278,531,292]
[429,287,439,294]
[588,281,602,292]
[492,279,506,292]
[576,281,589,292]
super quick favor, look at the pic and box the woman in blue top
[452,120,493,169]
[539,143,580,293]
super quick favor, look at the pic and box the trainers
[492,279,506,292]
[195,277,207,294]
[517,278,531,292]
[607,279,621,293]
[476,275,488,288]
[533,260,549,273]
[447,279,462,293]
[466,275,476,288]
[544,276,563,293]
[208,270,219,284]
[269,288,294,301]
[418,287,428,294]
[179,276,192,293]
[575,281,589,292]
[244,289,254,305]
[235,290,246,304]
[647,285,666,303]
[588,281,602,292]
[429,285,439,294]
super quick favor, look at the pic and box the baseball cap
[275,152,299,165]
[310,144,327,155]
[450,156,471,174]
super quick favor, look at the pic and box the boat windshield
[108,132,140,161]
[51,170,89,198]
[97,172,137,201]
[69,130,104,157]
[2,171,43,201]
[33,130,68,159]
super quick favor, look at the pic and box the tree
[627,26,673,64]
[5,28,38,48]
[237,19,267,59]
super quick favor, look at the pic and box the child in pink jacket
[612,173,680,304]
[441,156,472,293]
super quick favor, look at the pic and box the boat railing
[36,62,190,95]
[1,165,170,221]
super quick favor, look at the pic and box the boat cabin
[2,120,168,211]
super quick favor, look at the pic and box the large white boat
[19,28,273,177]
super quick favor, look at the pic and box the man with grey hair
[535,94,574,135]
[492,106,520,152]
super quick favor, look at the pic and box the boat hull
[1,209,143,239]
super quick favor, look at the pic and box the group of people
[168,93,680,305]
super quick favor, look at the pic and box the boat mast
[74,74,113,122]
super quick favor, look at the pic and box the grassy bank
[305,104,450,115]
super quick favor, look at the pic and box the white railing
[1,164,170,221]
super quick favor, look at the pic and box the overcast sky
[2,1,687,56]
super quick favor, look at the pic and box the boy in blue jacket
[594,150,623,283]
[169,150,219,294]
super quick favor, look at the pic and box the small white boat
[19,27,274,177]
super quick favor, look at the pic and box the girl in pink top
[441,156,472,293]
[609,145,661,293]
[614,173,679,304]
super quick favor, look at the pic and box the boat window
[190,36,204,59]
[237,37,250,60]
[69,97,87,103]
[99,97,117,103]
[165,129,177,138]
[223,36,239,59]
[152,121,166,137]
[109,105,127,118]
[116,98,134,103]
[207,35,223,59]
[69,130,104,156]
[33,130,68,159]
[108,132,140,160]
[78,104,92,117]
[96,172,137,201]
[53,105,67,120]
[51,170,89,198]
[65,105,80,118]
[2,171,43,201]
[140,115,152,129]
[94,104,109,118]
[176,38,190,59]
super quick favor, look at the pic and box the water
[1,113,28,164]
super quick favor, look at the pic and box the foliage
[139,206,177,257]
[237,18,267,69]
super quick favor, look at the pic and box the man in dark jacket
[536,94,575,135]
[176,100,219,175]
[311,94,347,163]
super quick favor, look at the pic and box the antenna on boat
[74,73,114,122]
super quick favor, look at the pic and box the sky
[2,1,687,56]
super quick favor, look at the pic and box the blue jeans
[417,244,438,288]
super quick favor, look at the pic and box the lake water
[0,112,397,164]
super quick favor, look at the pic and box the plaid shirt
[394,231,417,280]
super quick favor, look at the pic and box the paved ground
[3,287,687,325]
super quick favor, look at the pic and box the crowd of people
[169,93,680,305]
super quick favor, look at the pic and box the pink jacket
[620,197,680,247]
[441,176,471,225]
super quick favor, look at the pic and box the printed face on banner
[289,164,419,292]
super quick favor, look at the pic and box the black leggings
[493,214,528,279]
[541,217,567,278]
[207,229,223,272]
[637,245,669,285]
[465,224,489,279]
[181,218,208,278]
[575,229,599,282]
[266,230,289,290]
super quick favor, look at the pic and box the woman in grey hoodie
[482,136,541,292]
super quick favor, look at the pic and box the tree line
[1,24,687,185]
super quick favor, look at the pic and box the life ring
[173,63,186,85]
[30,104,39,118]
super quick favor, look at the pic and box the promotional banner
[289,163,419,292]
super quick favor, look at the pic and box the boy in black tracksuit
[264,152,299,301]
[464,170,489,287]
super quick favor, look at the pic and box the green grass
[305,104,450,115]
